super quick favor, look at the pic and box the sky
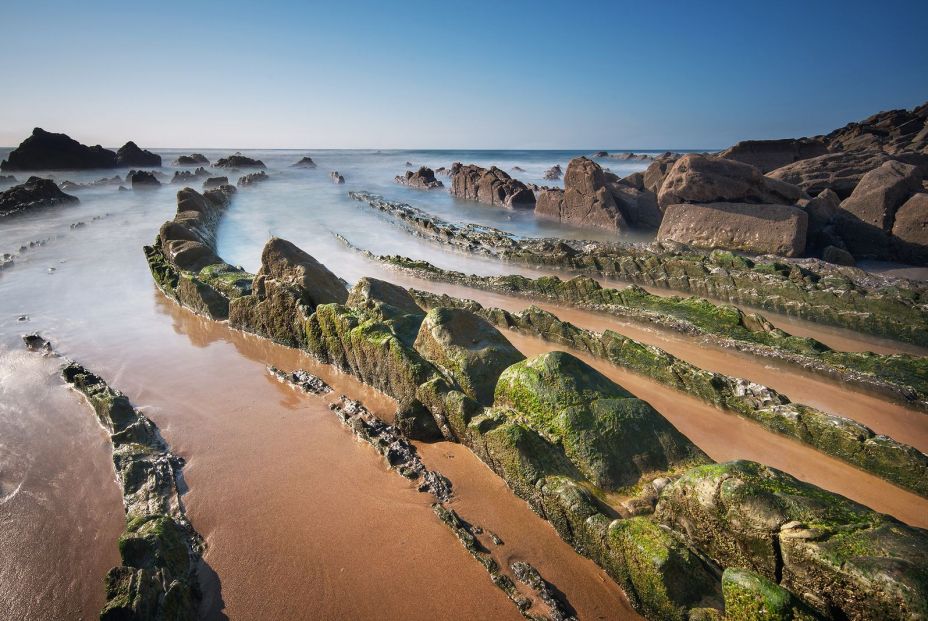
[1,0,926,150]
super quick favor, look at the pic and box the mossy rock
[414,307,525,405]
[655,460,928,620]
[493,351,708,490]
[119,514,191,580]
[722,567,815,620]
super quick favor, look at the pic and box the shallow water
[0,147,924,618]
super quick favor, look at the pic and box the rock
[347,276,423,317]
[657,202,808,257]
[414,307,524,405]
[618,171,645,191]
[171,167,210,184]
[129,170,161,189]
[330,171,345,184]
[492,351,707,490]
[173,153,210,166]
[237,171,269,187]
[822,244,855,266]
[824,101,928,154]
[643,155,680,195]
[543,165,563,180]
[800,188,841,251]
[767,150,895,199]
[395,166,443,190]
[291,156,317,169]
[658,154,802,210]
[203,176,229,189]
[720,138,829,173]
[229,238,348,346]
[891,192,928,264]
[1,128,117,171]
[721,567,812,621]
[835,160,923,257]
[655,460,928,620]
[449,163,536,208]
[214,152,266,169]
[511,166,525,172]
[611,183,663,229]
[116,141,161,167]
[0,176,79,217]
[591,151,609,158]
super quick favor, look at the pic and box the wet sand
[506,332,928,529]
[0,350,124,621]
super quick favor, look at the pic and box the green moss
[722,567,813,621]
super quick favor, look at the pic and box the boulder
[643,155,680,195]
[535,157,626,230]
[657,202,808,257]
[822,244,855,266]
[116,141,161,167]
[720,138,829,173]
[658,154,802,210]
[655,460,928,620]
[618,171,645,191]
[1,128,116,171]
[414,307,524,405]
[543,165,562,180]
[492,351,707,490]
[611,183,663,229]
[835,160,923,257]
[721,567,812,621]
[173,154,210,166]
[767,150,894,199]
[214,153,266,169]
[891,192,928,264]
[237,171,269,187]
[395,166,443,190]
[0,176,79,217]
[129,170,161,189]
[228,238,348,346]
[449,163,536,208]
[203,176,229,189]
[291,156,317,169]
[330,171,345,184]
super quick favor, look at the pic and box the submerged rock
[214,152,266,169]
[330,171,345,184]
[116,141,161,167]
[291,156,317,169]
[395,166,443,190]
[1,127,117,171]
[449,163,535,209]
[173,153,210,166]
[0,176,79,217]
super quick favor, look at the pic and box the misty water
[2,148,926,619]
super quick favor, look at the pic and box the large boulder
[395,166,443,190]
[658,154,802,209]
[116,141,161,167]
[657,202,808,257]
[1,128,117,171]
[214,153,266,169]
[492,351,707,490]
[720,138,829,173]
[890,192,928,264]
[655,460,928,620]
[449,163,535,208]
[834,160,924,257]
[611,183,663,229]
[766,150,897,199]
[0,176,79,217]
[414,307,524,405]
[228,238,348,346]
[643,154,680,194]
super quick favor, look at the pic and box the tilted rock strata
[449,163,535,208]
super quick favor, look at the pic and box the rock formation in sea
[203,176,229,189]
[449,163,535,208]
[1,128,117,171]
[394,166,443,190]
[542,164,562,180]
[0,176,79,217]
[115,141,162,167]
[291,156,317,168]
[171,167,210,184]
[213,152,266,169]
[237,171,269,186]
[172,153,210,166]
[128,170,161,189]
[330,171,345,184]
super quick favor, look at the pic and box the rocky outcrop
[1,128,117,171]
[291,156,317,169]
[171,168,210,184]
[449,163,535,208]
[536,157,661,231]
[116,141,162,168]
[0,176,78,217]
[656,461,928,620]
[213,153,266,169]
[823,101,928,154]
[891,192,928,264]
[395,166,443,190]
[766,150,897,199]
[834,160,924,258]
[658,202,808,256]
[55,360,203,621]
[330,171,345,184]
[203,176,229,189]
[229,237,348,347]
[129,170,162,189]
[414,307,524,405]
[543,165,562,180]
[173,154,210,166]
[658,154,802,209]
[237,171,269,187]
[720,138,829,173]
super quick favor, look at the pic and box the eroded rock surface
[0,176,79,217]
[395,166,443,190]
[720,138,829,173]
[449,163,536,208]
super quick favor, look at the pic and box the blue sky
[1,0,926,149]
